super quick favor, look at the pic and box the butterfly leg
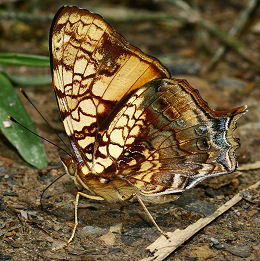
[52,192,104,250]
[136,194,169,239]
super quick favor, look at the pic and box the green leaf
[0,72,48,168]
[2,70,51,86]
[0,53,49,67]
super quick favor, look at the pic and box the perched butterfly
[50,6,247,247]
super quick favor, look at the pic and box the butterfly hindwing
[92,78,246,197]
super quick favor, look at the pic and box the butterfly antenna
[40,172,66,210]
[19,88,71,154]
[8,116,72,158]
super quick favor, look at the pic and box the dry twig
[141,180,260,261]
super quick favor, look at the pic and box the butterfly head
[60,155,77,176]
[60,155,85,191]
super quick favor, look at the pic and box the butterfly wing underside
[50,6,246,203]
[87,78,246,201]
[50,6,170,169]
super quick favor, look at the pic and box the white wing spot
[109,144,123,158]
[110,128,124,145]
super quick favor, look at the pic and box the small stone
[81,225,106,235]
[27,211,37,217]
[45,236,54,243]
[233,209,240,216]
[51,240,64,250]
[216,195,225,200]
[231,178,240,187]
[210,237,220,245]
[50,169,58,175]
[109,223,122,234]
[190,245,217,258]
[99,232,116,245]
[20,210,28,219]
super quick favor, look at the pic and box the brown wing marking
[92,78,246,195]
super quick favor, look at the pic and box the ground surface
[0,1,259,260]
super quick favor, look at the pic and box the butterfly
[49,5,247,248]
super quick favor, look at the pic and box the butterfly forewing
[50,6,170,166]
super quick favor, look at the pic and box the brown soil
[0,1,259,260]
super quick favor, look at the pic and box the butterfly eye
[68,163,77,176]
[196,137,211,151]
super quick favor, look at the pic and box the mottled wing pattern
[50,6,170,169]
[50,6,246,203]
[91,78,246,197]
